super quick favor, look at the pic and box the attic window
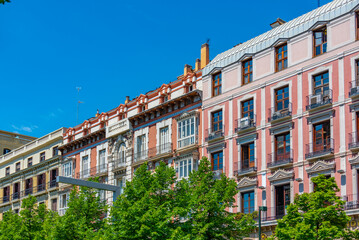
[313,26,327,57]
[142,105,146,112]
[164,95,168,102]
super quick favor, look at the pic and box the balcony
[343,194,359,210]
[177,135,198,149]
[0,196,9,204]
[205,126,225,142]
[235,115,256,133]
[306,89,332,111]
[113,156,126,170]
[134,143,173,164]
[12,192,20,201]
[133,149,149,163]
[267,150,293,169]
[305,138,334,160]
[37,183,46,193]
[213,168,224,180]
[349,80,359,98]
[233,160,257,177]
[261,205,287,221]
[47,179,58,189]
[268,103,292,122]
[76,164,108,179]
[348,132,359,150]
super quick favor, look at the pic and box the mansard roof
[203,0,359,76]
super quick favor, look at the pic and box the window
[3,148,10,155]
[356,12,359,40]
[241,191,254,214]
[212,72,222,96]
[136,135,147,160]
[163,95,168,102]
[25,178,33,195]
[178,117,196,148]
[13,182,20,200]
[50,168,58,188]
[242,58,253,85]
[37,173,46,192]
[356,60,359,83]
[40,152,45,162]
[313,72,329,95]
[59,194,69,215]
[5,167,10,176]
[178,159,192,179]
[3,186,9,203]
[275,86,289,111]
[51,198,58,211]
[99,149,106,173]
[313,27,327,56]
[99,190,106,202]
[275,184,290,218]
[241,142,255,169]
[16,162,20,172]
[53,146,58,157]
[275,132,291,160]
[62,162,72,177]
[313,121,331,152]
[117,178,125,195]
[117,143,126,162]
[211,151,223,171]
[28,157,32,167]
[241,99,254,119]
[82,155,89,178]
[211,110,223,133]
[275,44,288,72]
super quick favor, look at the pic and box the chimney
[125,96,130,104]
[200,43,209,69]
[195,58,201,71]
[270,18,286,29]
[184,64,193,75]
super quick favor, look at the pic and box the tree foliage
[270,174,358,240]
[0,0,10,5]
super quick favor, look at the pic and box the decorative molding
[349,155,359,166]
[269,122,294,135]
[306,160,335,174]
[175,110,199,121]
[306,110,334,124]
[268,169,294,182]
[270,38,289,48]
[237,176,257,189]
[308,21,329,31]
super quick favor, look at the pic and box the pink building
[201,0,359,235]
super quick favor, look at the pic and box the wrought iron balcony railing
[348,132,359,150]
[305,138,334,159]
[267,150,293,168]
[349,80,359,97]
[205,126,225,142]
[235,115,256,132]
[306,89,332,111]
[268,103,292,122]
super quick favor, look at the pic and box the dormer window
[212,72,222,97]
[242,58,253,85]
[313,26,327,57]
[275,43,287,72]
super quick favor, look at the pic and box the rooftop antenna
[76,87,83,125]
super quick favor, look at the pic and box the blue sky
[0,0,331,137]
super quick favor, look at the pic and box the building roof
[203,0,359,76]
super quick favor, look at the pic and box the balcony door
[212,110,223,133]
[241,143,254,169]
[313,121,330,152]
[275,86,289,112]
[211,151,223,171]
[159,127,169,153]
[37,173,46,191]
[313,72,329,96]
[275,132,290,161]
[275,184,290,218]
[82,156,89,178]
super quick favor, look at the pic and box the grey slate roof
[203,0,359,76]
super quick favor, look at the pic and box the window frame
[62,162,73,177]
[15,162,20,172]
[275,86,290,111]
[313,26,327,57]
[242,58,253,85]
[177,116,196,148]
[211,151,223,171]
[211,110,223,133]
[40,152,46,162]
[241,99,254,119]
[275,43,288,72]
[28,157,33,167]
[241,142,255,169]
[356,12,359,41]
[5,167,10,176]
[241,191,255,214]
[275,132,291,157]
[313,71,329,96]
[212,72,222,97]
[177,158,192,179]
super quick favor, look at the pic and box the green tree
[0,0,10,4]
[271,174,358,240]
[109,161,179,240]
[177,157,255,240]
[52,177,108,240]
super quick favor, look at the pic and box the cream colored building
[0,130,36,156]
[0,128,66,218]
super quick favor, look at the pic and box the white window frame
[177,158,193,179]
[177,117,196,148]
[62,162,73,177]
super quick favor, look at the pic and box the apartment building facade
[201,0,359,235]
[0,130,36,156]
[0,128,65,219]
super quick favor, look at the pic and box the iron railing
[76,164,108,179]
[205,126,225,142]
[177,135,197,149]
[348,132,359,149]
[268,103,292,122]
[342,194,359,210]
[305,138,334,159]
[306,89,332,111]
[235,115,256,132]
[349,80,359,97]
[267,150,293,168]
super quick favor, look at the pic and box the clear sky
[0,0,332,138]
